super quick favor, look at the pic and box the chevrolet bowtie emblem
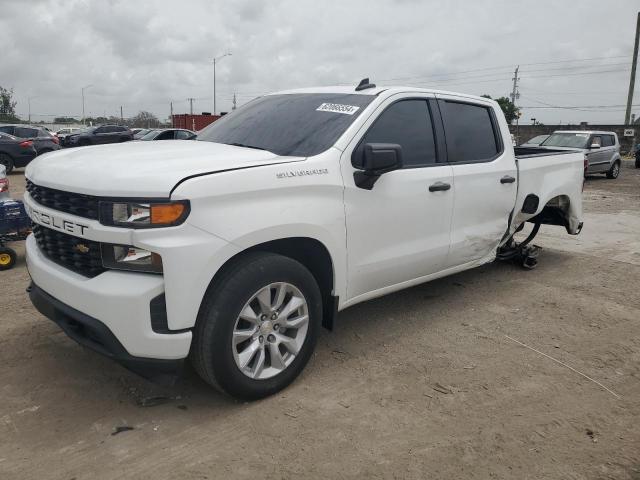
[74,243,90,254]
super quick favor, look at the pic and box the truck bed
[506,147,584,239]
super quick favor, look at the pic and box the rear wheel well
[205,238,336,331]
[529,195,572,231]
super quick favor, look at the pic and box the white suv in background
[540,130,622,178]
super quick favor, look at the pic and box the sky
[1,0,639,125]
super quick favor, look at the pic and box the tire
[0,153,14,174]
[606,161,620,179]
[0,247,17,271]
[191,252,322,400]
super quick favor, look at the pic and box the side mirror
[353,143,403,190]
[590,143,601,149]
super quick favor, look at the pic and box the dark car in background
[0,132,38,173]
[0,124,61,156]
[138,128,196,141]
[55,127,82,144]
[65,124,133,147]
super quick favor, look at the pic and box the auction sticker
[316,103,360,115]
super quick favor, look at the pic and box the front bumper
[26,234,192,361]
[28,281,184,383]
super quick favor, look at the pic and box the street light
[28,96,38,123]
[81,84,93,125]
[213,52,232,115]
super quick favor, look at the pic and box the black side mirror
[354,143,403,190]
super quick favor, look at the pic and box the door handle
[428,181,451,192]
[500,175,516,184]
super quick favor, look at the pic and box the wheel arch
[529,194,581,234]
[201,237,338,331]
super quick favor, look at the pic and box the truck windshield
[197,93,374,156]
[541,133,590,148]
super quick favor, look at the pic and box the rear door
[436,96,517,267]
[93,126,110,144]
[341,94,454,300]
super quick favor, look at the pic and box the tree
[0,86,20,123]
[482,95,520,124]
[130,111,160,128]
[54,116,80,124]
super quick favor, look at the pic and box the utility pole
[120,106,123,123]
[188,98,194,115]
[510,66,520,142]
[28,96,37,123]
[232,92,237,110]
[170,101,173,127]
[625,12,639,125]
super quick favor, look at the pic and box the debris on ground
[111,426,135,436]
[137,396,171,407]
[432,383,453,394]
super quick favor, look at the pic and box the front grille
[26,180,100,220]
[33,224,106,277]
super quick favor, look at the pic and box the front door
[342,95,454,301]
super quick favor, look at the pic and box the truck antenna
[355,78,376,91]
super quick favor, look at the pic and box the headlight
[100,200,189,228]
[101,244,163,273]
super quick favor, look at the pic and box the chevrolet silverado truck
[24,80,584,400]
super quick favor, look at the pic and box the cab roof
[269,85,493,104]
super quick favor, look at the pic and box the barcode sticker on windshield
[316,103,360,115]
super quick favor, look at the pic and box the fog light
[101,244,163,273]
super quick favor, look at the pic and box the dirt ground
[1,162,639,480]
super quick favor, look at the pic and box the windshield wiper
[226,142,267,151]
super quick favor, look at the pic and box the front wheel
[191,253,322,400]
[606,161,620,179]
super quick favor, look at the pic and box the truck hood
[25,140,304,197]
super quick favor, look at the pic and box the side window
[157,131,175,140]
[591,136,602,147]
[602,135,615,147]
[94,127,105,134]
[175,130,192,140]
[356,99,437,168]
[440,101,500,163]
[115,126,126,132]
[38,129,51,138]
[15,127,38,138]
[0,126,14,135]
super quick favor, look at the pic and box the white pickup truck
[24,80,585,399]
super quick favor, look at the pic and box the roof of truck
[270,85,493,103]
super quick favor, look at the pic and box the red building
[172,114,221,132]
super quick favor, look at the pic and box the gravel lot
[1,162,639,479]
